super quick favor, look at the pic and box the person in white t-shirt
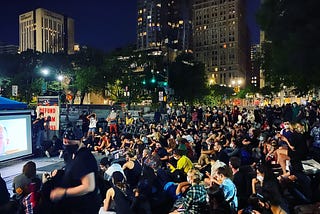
[87,113,98,140]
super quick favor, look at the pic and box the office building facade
[137,0,193,58]
[137,0,162,50]
[193,0,249,86]
[19,8,74,54]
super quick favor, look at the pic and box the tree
[257,0,320,95]
[74,66,100,104]
[168,53,208,104]
[204,84,234,106]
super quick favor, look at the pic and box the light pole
[41,68,50,94]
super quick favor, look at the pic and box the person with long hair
[100,171,133,214]
[252,164,288,213]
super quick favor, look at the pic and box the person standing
[33,112,45,152]
[87,113,98,140]
[50,128,100,213]
[107,108,118,135]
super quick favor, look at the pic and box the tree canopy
[257,0,320,95]
[168,53,208,104]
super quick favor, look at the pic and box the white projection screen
[0,110,33,162]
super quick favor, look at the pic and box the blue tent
[0,96,28,110]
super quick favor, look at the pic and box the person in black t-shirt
[33,112,45,150]
[50,128,100,214]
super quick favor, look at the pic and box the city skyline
[0,0,260,53]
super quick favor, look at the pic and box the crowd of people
[1,101,320,214]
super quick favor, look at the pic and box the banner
[37,96,60,130]
[36,106,59,131]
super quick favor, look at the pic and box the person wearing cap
[50,128,100,213]
[100,171,134,214]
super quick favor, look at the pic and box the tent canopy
[0,96,28,110]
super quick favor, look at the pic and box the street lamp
[41,68,50,76]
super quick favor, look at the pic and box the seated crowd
[1,102,320,214]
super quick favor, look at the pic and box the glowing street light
[57,74,64,82]
[41,68,50,76]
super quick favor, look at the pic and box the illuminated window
[179,20,183,24]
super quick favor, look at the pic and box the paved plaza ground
[0,152,105,196]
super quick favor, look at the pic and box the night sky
[0,0,260,53]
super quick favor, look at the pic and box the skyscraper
[19,8,74,54]
[193,0,249,86]
[136,0,193,57]
[137,0,162,50]
[250,44,260,88]
[162,0,193,52]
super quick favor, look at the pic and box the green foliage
[257,0,320,95]
[204,84,234,106]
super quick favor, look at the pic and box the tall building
[162,0,193,52]
[19,8,74,54]
[137,0,162,50]
[193,0,249,86]
[136,0,193,60]
[249,44,260,88]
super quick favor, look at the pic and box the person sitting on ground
[229,156,254,210]
[207,185,231,214]
[45,135,63,158]
[153,142,169,168]
[210,166,238,213]
[170,169,207,214]
[94,133,110,153]
[167,149,193,175]
[251,164,288,213]
[12,161,41,202]
[141,148,161,170]
[197,133,215,168]
[122,151,142,191]
[0,173,18,213]
[100,171,134,214]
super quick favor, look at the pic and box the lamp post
[41,68,50,94]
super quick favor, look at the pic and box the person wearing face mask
[167,149,193,174]
[49,127,100,214]
[251,164,288,213]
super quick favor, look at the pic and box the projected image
[0,112,32,162]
